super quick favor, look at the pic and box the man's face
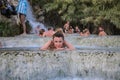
[53,37,64,49]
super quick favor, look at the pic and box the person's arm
[99,32,107,36]
[64,40,75,50]
[43,32,46,37]
[98,32,102,36]
[40,40,52,50]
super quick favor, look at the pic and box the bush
[0,21,31,37]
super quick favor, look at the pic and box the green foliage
[41,0,120,29]
[0,21,20,37]
[0,21,31,37]
[29,0,120,34]
[44,3,58,12]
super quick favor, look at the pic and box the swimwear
[16,0,28,15]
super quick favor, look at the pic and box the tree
[31,0,120,34]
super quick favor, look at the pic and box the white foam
[26,1,47,33]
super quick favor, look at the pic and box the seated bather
[68,26,74,34]
[74,26,80,33]
[43,27,55,37]
[40,32,75,50]
[39,29,45,37]
[80,28,90,37]
[98,26,107,36]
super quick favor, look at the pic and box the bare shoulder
[40,40,52,50]
[64,40,75,50]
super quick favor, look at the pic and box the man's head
[52,32,64,48]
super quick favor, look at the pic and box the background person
[63,21,70,33]
[16,0,28,35]
[83,28,90,36]
[74,26,80,33]
[55,27,65,36]
[80,28,90,37]
[43,27,55,37]
[98,26,107,36]
[39,29,45,37]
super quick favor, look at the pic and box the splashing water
[26,1,47,33]
[0,50,119,80]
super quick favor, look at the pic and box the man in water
[41,32,75,50]
[98,26,107,36]
[63,21,70,33]
[43,27,55,37]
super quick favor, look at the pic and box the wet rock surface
[0,34,120,80]
[0,34,120,48]
[0,50,120,80]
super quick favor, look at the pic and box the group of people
[0,0,107,37]
[62,21,107,37]
[35,23,107,37]
[0,0,107,50]
[0,0,75,50]
[34,27,75,51]
[34,21,107,51]
[0,20,108,50]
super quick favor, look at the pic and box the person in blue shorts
[16,0,28,35]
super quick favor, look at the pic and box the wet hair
[48,32,65,50]
[52,32,64,40]
[48,27,52,30]
[39,29,45,35]
[55,28,64,33]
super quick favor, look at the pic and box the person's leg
[19,14,27,34]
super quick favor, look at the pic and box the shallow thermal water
[0,34,120,80]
